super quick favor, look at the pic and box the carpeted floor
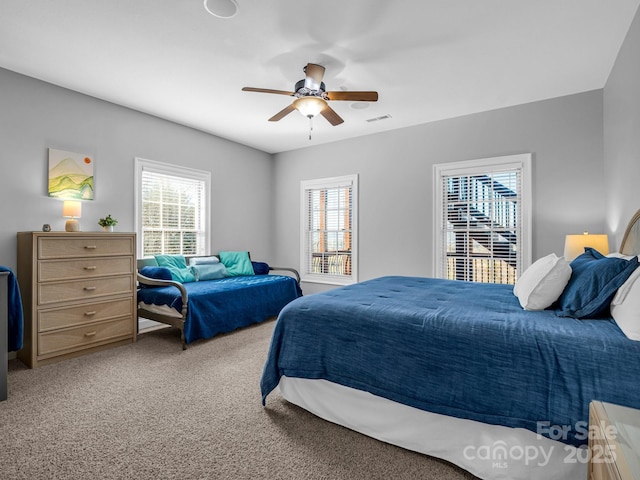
[0,320,477,480]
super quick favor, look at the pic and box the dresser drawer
[39,256,133,282]
[38,317,133,356]
[38,275,134,305]
[38,298,133,332]
[38,236,134,259]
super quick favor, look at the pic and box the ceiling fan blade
[268,103,297,122]
[326,91,379,102]
[320,105,344,126]
[242,87,295,96]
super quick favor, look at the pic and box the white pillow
[610,267,640,341]
[607,254,640,302]
[188,256,220,266]
[513,253,572,311]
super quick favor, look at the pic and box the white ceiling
[1,0,639,154]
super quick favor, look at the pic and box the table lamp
[62,200,82,232]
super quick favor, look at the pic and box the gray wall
[0,67,274,271]
[273,91,605,294]
[0,63,619,300]
[604,5,640,247]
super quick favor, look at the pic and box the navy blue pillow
[557,248,639,318]
[252,261,270,275]
[139,266,173,288]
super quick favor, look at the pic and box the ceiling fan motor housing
[295,79,326,97]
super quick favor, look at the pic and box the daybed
[261,210,640,480]
[137,253,301,349]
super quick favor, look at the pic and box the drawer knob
[84,245,97,250]
[84,311,97,316]
[84,266,97,270]
[83,286,97,291]
[84,331,97,337]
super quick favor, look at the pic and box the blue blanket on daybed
[138,275,300,344]
[261,276,640,446]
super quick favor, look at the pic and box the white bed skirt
[278,376,587,480]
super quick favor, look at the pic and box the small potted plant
[98,214,118,232]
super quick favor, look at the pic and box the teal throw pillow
[154,255,196,283]
[219,251,255,276]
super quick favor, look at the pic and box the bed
[137,254,301,349]
[260,210,640,480]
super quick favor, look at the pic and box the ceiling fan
[242,63,378,132]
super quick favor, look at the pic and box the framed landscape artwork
[48,148,94,200]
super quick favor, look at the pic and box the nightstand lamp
[62,200,82,232]
[564,232,609,261]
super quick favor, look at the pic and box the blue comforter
[260,276,640,446]
[138,275,300,344]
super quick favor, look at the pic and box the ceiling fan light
[293,97,326,118]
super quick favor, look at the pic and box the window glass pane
[301,176,357,284]
[182,232,197,255]
[143,231,162,256]
[181,205,195,229]
[162,204,179,229]
[142,202,161,228]
[138,160,209,258]
[438,159,527,285]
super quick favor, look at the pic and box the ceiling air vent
[366,114,392,123]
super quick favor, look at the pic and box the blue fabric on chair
[0,266,23,352]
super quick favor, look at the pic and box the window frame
[300,174,359,286]
[134,157,211,258]
[432,153,532,283]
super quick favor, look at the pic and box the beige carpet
[0,321,477,480]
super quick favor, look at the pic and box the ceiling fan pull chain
[308,116,313,140]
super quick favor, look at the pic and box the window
[433,154,531,284]
[134,158,211,258]
[301,175,358,285]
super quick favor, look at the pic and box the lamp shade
[293,96,327,118]
[563,232,609,261]
[62,200,82,218]
[62,200,82,232]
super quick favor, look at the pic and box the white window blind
[433,154,531,284]
[135,158,210,258]
[300,175,358,285]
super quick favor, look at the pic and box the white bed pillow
[513,253,572,311]
[607,253,640,302]
[610,266,640,340]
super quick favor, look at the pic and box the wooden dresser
[16,232,136,368]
